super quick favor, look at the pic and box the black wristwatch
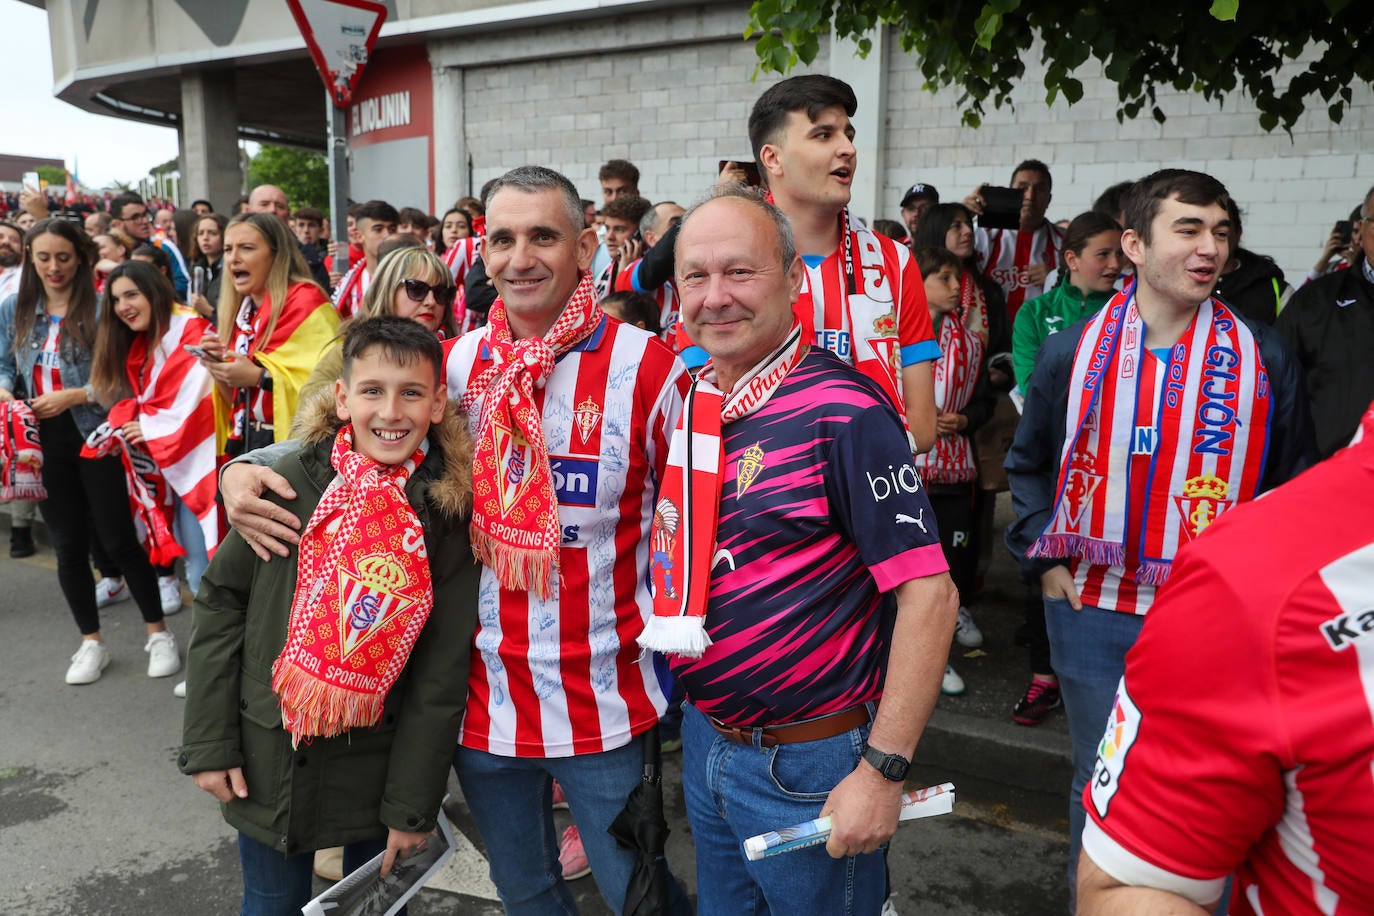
[862,744,910,782]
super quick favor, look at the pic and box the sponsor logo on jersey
[1090,678,1141,818]
[1319,607,1374,651]
[868,462,923,502]
[1131,426,1157,455]
[1173,474,1230,540]
[550,455,598,508]
[736,442,766,498]
[816,328,852,359]
[895,511,928,533]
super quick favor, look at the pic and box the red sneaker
[558,825,591,880]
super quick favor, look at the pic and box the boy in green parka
[179,316,478,914]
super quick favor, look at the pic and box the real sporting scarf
[958,271,991,349]
[0,400,44,500]
[271,425,433,747]
[120,308,220,556]
[638,322,808,657]
[914,307,983,484]
[461,272,603,598]
[1029,285,1271,584]
[82,407,184,566]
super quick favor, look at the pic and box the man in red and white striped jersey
[331,200,398,319]
[1078,401,1374,916]
[964,159,1066,321]
[446,167,688,912]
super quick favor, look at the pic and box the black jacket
[1215,247,1289,327]
[1275,262,1374,458]
[1005,308,1315,583]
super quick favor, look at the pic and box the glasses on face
[402,278,457,308]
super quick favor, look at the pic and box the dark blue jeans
[236,832,392,916]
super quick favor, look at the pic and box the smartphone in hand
[184,344,224,363]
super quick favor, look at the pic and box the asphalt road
[0,543,1069,915]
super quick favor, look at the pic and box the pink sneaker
[551,779,569,810]
[558,825,591,880]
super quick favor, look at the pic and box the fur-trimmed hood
[292,389,473,518]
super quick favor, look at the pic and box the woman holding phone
[0,219,179,684]
[195,212,337,457]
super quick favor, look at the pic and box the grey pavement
[1,497,1071,914]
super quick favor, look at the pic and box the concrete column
[829,26,888,224]
[430,58,466,211]
[179,70,241,211]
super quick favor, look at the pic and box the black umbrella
[608,725,674,915]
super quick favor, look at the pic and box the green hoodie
[1012,282,1115,388]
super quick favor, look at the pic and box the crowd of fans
[3,70,1373,915]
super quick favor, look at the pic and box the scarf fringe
[1136,561,1173,587]
[471,530,557,600]
[1,482,46,501]
[638,614,714,659]
[1028,534,1125,568]
[271,658,386,748]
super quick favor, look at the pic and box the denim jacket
[0,292,107,436]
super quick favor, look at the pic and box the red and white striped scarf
[638,322,807,657]
[272,425,433,746]
[0,400,44,500]
[914,307,983,484]
[82,414,184,567]
[122,308,220,554]
[461,272,604,598]
[1029,286,1271,584]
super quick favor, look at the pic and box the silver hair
[678,185,796,269]
[482,166,585,235]
[640,200,681,239]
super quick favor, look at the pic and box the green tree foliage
[35,166,67,187]
[745,0,1370,131]
[245,145,330,212]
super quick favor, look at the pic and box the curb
[918,707,1073,797]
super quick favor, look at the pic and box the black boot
[10,526,35,559]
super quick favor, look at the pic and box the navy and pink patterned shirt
[671,349,948,727]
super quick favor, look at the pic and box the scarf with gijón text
[0,400,44,500]
[914,305,983,485]
[638,322,808,657]
[1029,285,1271,584]
[461,272,603,598]
[271,426,433,747]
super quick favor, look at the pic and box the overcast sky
[1,2,182,187]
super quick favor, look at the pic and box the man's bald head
[248,185,290,220]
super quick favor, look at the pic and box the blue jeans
[681,703,886,915]
[173,493,209,595]
[1044,598,1143,911]
[454,738,685,915]
[236,832,392,916]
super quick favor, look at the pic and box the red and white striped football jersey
[975,223,1065,320]
[445,313,688,758]
[443,236,481,286]
[32,315,63,396]
[1082,412,1374,914]
[332,262,370,320]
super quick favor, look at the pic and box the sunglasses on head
[402,278,457,308]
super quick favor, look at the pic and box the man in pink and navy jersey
[1006,169,1312,907]
[1078,401,1374,916]
[661,187,956,913]
[964,159,1064,322]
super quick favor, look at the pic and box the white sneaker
[941,664,966,696]
[66,639,110,685]
[158,575,184,614]
[954,606,984,648]
[95,577,128,608]
[881,895,900,916]
[145,630,182,678]
[173,680,187,698]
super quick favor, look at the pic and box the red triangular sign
[287,0,387,107]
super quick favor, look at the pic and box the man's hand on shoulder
[222,463,301,560]
[820,761,903,859]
